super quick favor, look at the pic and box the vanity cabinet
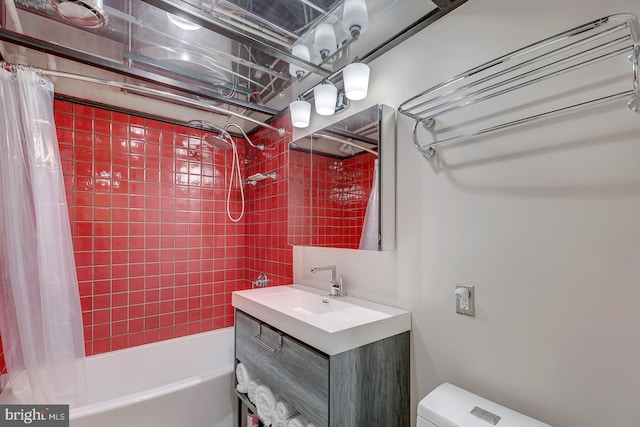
[234,310,409,427]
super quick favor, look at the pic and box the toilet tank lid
[418,383,552,427]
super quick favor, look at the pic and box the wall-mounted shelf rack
[243,172,277,186]
[398,14,640,160]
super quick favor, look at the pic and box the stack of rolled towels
[236,363,316,427]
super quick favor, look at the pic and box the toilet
[417,383,552,426]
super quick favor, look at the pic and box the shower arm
[188,119,227,135]
[189,120,265,151]
[224,123,265,151]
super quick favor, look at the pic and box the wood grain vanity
[234,309,410,427]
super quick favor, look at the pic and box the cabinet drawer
[235,310,329,427]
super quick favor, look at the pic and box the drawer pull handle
[251,335,276,352]
[251,324,283,352]
[251,334,282,352]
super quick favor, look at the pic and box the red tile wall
[289,149,376,249]
[56,99,292,356]
[243,116,294,287]
[56,100,242,354]
[0,100,294,378]
[288,147,313,246]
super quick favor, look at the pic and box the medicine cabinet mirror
[288,104,395,251]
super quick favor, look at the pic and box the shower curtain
[359,159,379,250]
[0,68,86,406]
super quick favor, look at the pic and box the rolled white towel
[275,400,297,419]
[272,409,299,427]
[247,379,264,403]
[271,412,287,427]
[287,416,309,427]
[235,363,253,394]
[257,408,273,427]
[255,384,279,426]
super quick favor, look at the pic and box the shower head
[189,120,263,151]
[189,120,227,135]
[189,119,233,150]
[205,134,233,150]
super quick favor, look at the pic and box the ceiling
[1,0,465,121]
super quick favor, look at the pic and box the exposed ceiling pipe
[3,0,57,80]
[3,0,26,62]
[3,0,23,34]
[138,0,330,77]
[0,26,9,61]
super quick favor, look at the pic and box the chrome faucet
[252,271,269,288]
[310,265,342,296]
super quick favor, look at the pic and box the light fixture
[167,12,201,31]
[314,23,337,60]
[342,0,369,38]
[289,44,311,79]
[343,62,370,100]
[289,99,312,128]
[290,60,371,129]
[314,82,338,116]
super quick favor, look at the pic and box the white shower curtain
[0,68,86,406]
[359,159,379,250]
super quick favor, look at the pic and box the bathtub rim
[0,326,235,418]
[69,363,233,419]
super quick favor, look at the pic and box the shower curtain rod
[0,61,286,136]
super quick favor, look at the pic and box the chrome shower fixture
[189,120,232,150]
[224,123,264,151]
[339,143,357,155]
[188,120,265,151]
[189,119,227,135]
[187,119,267,223]
[204,134,233,150]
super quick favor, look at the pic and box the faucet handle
[330,276,343,296]
[252,271,269,288]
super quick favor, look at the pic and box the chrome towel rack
[398,14,640,160]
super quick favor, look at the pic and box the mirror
[288,104,395,251]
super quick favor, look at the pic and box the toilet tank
[417,383,552,427]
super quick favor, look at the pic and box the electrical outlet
[455,284,475,316]
[460,297,469,310]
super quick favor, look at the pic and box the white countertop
[232,284,411,355]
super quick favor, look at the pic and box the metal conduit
[0,61,286,135]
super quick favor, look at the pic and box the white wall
[294,0,640,426]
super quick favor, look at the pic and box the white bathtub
[1,327,236,427]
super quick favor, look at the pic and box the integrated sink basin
[232,285,411,355]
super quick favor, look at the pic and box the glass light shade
[314,23,337,59]
[290,100,312,128]
[342,0,369,37]
[314,83,338,116]
[289,44,311,78]
[343,63,370,100]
